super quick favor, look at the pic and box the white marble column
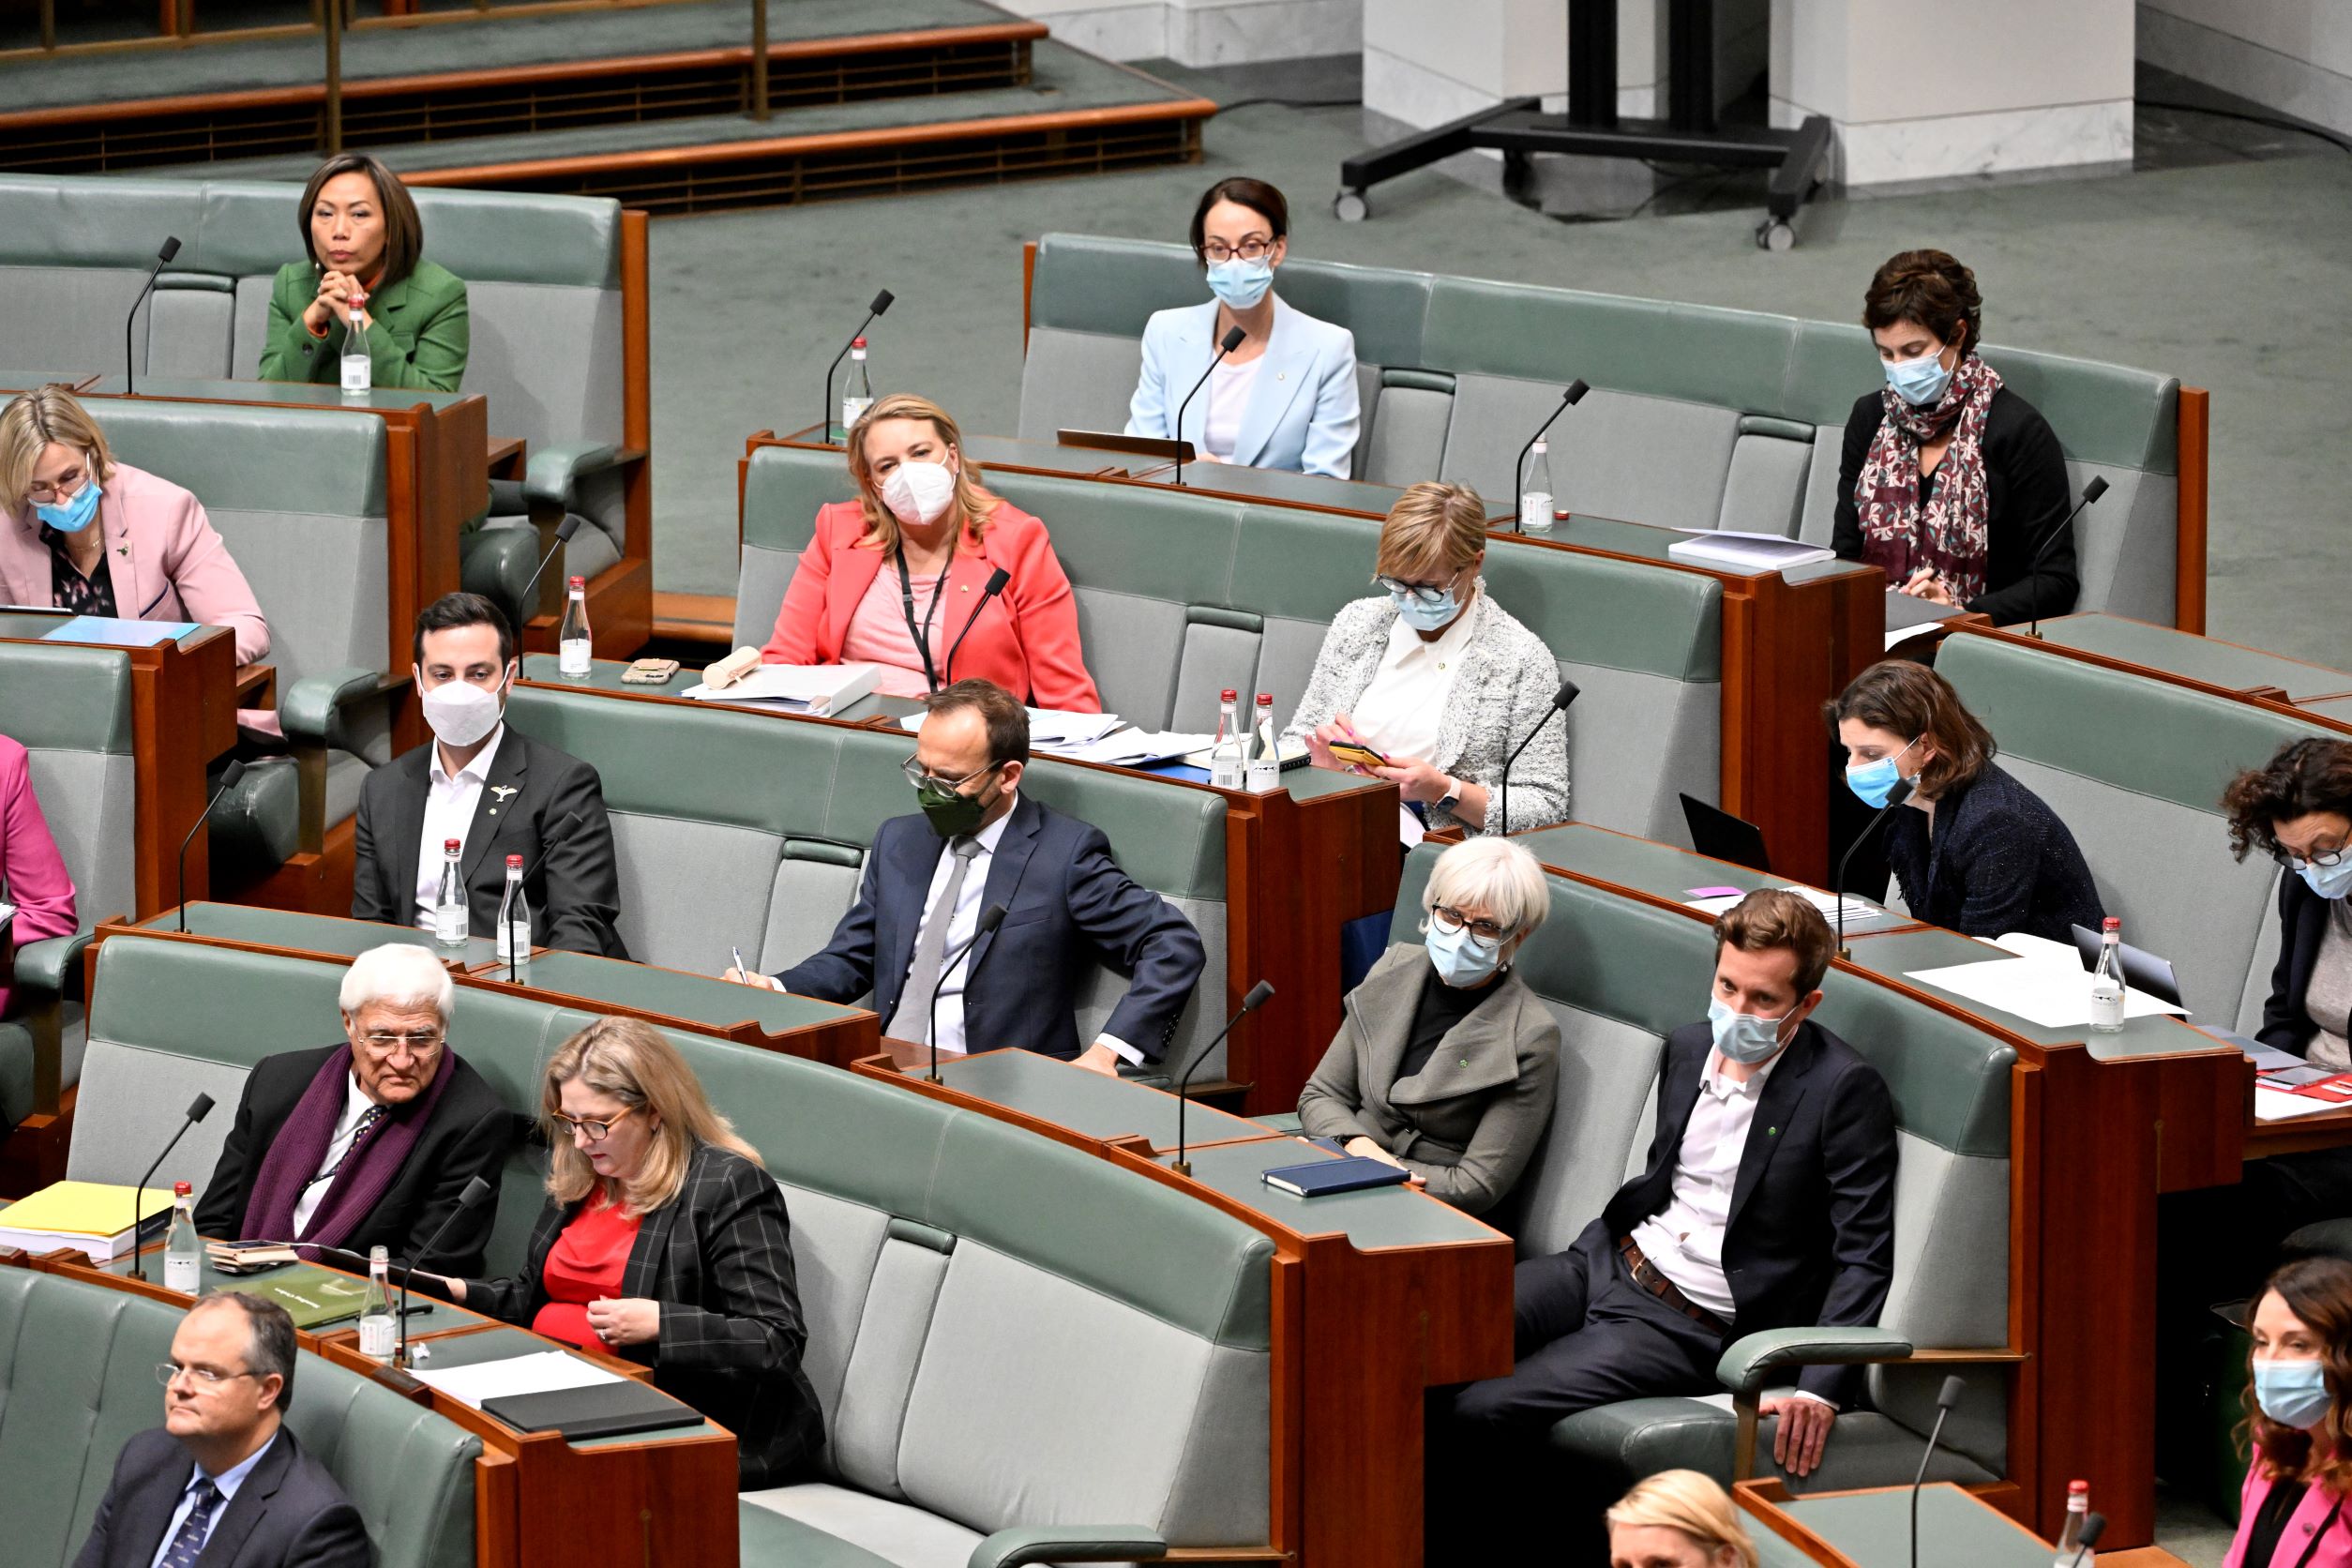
[1772,0,2135,187]
[994,0,1363,65]
[2138,0,2352,137]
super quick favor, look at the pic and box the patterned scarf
[1852,352,2003,604]
[240,1044,457,1253]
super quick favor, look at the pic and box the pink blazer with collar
[0,734,78,1018]
[0,462,271,667]
[761,497,1101,712]
[2229,1465,2352,1568]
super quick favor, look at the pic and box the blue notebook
[1260,1155,1412,1198]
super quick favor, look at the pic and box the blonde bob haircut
[845,392,1003,560]
[0,384,115,513]
[1421,836,1550,941]
[1376,480,1488,580]
[1606,1470,1760,1568]
[542,1017,761,1215]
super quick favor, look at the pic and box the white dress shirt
[1349,598,1476,766]
[1201,355,1260,461]
[290,1073,380,1237]
[147,1432,277,1568]
[412,723,506,927]
[899,794,1138,1063]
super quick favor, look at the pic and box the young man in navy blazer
[1443,889,1895,1531]
[728,678,1205,1072]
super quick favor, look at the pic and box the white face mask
[419,671,508,749]
[882,460,957,528]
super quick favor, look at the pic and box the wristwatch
[1436,777,1462,818]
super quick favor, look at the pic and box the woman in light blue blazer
[1125,177,1360,481]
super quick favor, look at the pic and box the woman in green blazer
[258,152,469,393]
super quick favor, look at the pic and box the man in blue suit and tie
[728,678,1206,1073]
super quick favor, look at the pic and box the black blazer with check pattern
[463,1141,823,1486]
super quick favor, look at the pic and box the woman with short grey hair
[1297,837,1560,1214]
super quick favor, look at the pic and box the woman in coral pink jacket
[2229,1256,2352,1568]
[761,393,1099,712]
[0,732,78,1018]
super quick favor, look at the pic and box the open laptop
[1680,794,1772,874]
[2068,923,2184,1008]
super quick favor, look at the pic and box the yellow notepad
[0,1181,174,1236]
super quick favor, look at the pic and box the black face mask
[915,770,995,837]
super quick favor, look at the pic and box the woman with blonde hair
[761,391,1099,709]
[1606,1470,1762,1568]
[441,1017,822,1485]
[1289,480,1568,837]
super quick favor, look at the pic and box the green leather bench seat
[70,935,1275,1568]
[503,681,1235,1076]
[0,1265,480,1568]
[736,441,1725,844]
[1393,842,2014,1494]
[1016,233,2183,624]
[1937,631,2327,1033]
[0,173,633,586]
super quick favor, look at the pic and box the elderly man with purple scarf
[193,942,513,1275]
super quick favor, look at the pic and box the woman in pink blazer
[761,393,1099,712]
[0,733,78,1019]
[0,386,271,668]
[2231,1256,2352,1568]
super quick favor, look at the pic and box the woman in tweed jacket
[1287,481,1570,837]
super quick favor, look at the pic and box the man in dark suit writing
[727,678,1205,1073]
[75,1292,368,1568]
[1443,889,1895,1531]
[352,592,626,957]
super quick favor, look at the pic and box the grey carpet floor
[646,82,2352,674]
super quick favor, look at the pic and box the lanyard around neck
[896,539,953,694]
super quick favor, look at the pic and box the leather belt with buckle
[1618,1236,1731,1335]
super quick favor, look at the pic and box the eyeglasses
[358,1030,445,1055]
[1430,905,1508,947]
[158,1362,260,1388]
[25,465,88,503]
[552,1103,639,1142]
[2287,848,2348,870]
[900,754,997,791]
[1200,236,1273,264]
[1375,574,1456,607]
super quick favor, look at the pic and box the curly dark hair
[1862,249,1983,356]
[2223,737,2352,862]
[2243,1255,2352,1495]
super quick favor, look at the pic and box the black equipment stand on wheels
[1335,0,1832,249]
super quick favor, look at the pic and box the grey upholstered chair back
[0,641,138,932]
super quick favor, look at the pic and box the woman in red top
[2227,1257,2352,1568]
[760,392,1101,711]
[439,1017,822,1486]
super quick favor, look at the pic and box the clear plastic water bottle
[1244,692,1280,793]
[2089,917,2125,1033]
[164,1181,200,1293]
[1210,687,1245,790]
[496,853,531,970]
[433,837,468,947]
[340,292,371,395]
[2052,1480,2094,1568]
[359,1244,396,1361]
[1519,439,1555,534]
[840,337,874,435]
[558,574,593,678]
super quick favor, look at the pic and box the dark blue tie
[159,1478,222,1568]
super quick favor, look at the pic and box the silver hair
[338,942,454,1026]
[1420,836,1551,938]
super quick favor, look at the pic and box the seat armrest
[968,1527,1167,1568]
[14,929,94,999]
[523,442,623,514]
[280,667,386,748]
[14,928,95,1116]
[1715,1326,1915,1395]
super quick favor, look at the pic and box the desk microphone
[513,514,584,625]
[1833,776,1912,958]
[2026,475,2106,638]
[1907,1374,1967,1568]
[2067,1515,2106,1568]
[175,760,249,932]
[822,289,895,441]
[128,1093,215,1280]
[941,567,1012,688]
[504,809,583,983]
[927,903,1006,1082]
[124,235,182,398]
[1173,324,1248,487]
[398,1174,494,1369]
[1511,379,1590,534]
[1171,979,1273,1177]
[1496,679,1579,837]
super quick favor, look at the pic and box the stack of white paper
[1685,885,1879,924]
[896,708,1130,754]
[1053,731,1214,767]
[685,662,880,715]
[1666,531,1834,574]
[413,1349,625,1410]
[1902,950,2189,1031]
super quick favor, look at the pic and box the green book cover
[242,1266,372,1330]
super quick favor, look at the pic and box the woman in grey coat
[1298,837,1560,1215]
[1286,479,1570,837]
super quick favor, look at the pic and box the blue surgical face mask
[33,475,100,534]
[1883,344,1953,408]
[1708,995,1789,1066]
[1391,586,1461,634]
[1845,735,1923,810]
[1425,920,1502,988]
[1206,256,1274,311]
[2297,857,2352,902]
[2254,1357,2332,1430]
